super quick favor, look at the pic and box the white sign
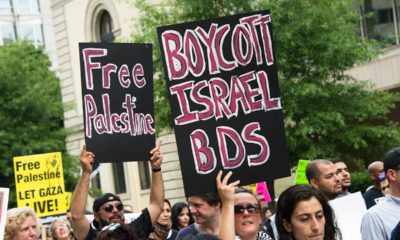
[329,192,367,240]
[0,188,10,238]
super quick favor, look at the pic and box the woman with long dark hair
[148,199,178,240]
[275,184,342,240]
[171,202,194,231]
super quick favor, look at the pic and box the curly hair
[171,202,194,231]
[5,206,41,240]
[275,185,342,240]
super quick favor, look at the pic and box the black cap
[384,147,400,173]
[93,193,122,213]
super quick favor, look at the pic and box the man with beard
[305,159,343,200]
[70,141,164,240]
[175,192,221,239]
[332,159,352,196]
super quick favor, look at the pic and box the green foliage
[89,187,103,198]
[131,0,400,169]
[349,171,371,194]
[0,42,79,207]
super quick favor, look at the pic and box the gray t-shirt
[361,195,400,240]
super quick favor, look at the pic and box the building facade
[50,0,185,212]
[0,0,57,67]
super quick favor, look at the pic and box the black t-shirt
[362,187,384,209]
[86,208,152,240]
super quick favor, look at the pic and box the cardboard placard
[329,192,367,240]
[294,160,311,184]
[79,43,155,163]
[245,182,271,204]
[13,152,66,217]
[158,10,290,196]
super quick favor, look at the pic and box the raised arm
[70,145,95,240]
[147,139,165,226]
[217,171,240,240]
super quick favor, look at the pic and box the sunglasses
[103,203,124,213]
[234,204,260,215]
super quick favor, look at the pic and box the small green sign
[294,159,311,184]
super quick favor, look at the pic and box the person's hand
[149,139,163,170]
[216,170,240,204]
[80,145,95,174]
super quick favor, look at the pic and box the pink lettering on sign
[83,48,107,90]
[190,129,217,174]
[169,70,281,125]
[82,47,147,89]
[161,14,274,80]
[190,122,270,174]
[84,94,155,138]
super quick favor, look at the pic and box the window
[15,0,39,13]
[91,173,101,190]
[377,9,393,24]
[138,161,151,190]
[0,22,16,44]
[112,162,127,194]
[0,0,13,13]
[99,10,114,43]
[20,20,44,46]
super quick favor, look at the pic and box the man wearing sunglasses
[70,141,164,240]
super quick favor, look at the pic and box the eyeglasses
[54,223,68,229]
[234,205,260,215]
[102,203,124,213]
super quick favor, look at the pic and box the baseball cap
[93,193,122,213]
[383,147,400,173]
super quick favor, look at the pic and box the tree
[131,0,400,170]
[0,42,79,207]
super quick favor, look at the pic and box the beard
[98,213,124,228]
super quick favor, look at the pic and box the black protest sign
[79,43,155,163]
[158,10,290,197]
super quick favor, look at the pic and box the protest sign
[0,188,9,237]
[329,192,367,240]
[245,182,271,204]
[79,43,155,163]
[294,159,311,184]
[13,152,66,217]
[65,191,72,210]
[158,10,290,196]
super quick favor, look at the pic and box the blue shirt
[361,195,400,240]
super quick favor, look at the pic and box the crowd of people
[4,143,400,240]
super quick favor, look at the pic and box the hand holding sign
[216,171,240,240]
[150,139,163,170]
[216,171,240,204]
[80,145,95,174]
